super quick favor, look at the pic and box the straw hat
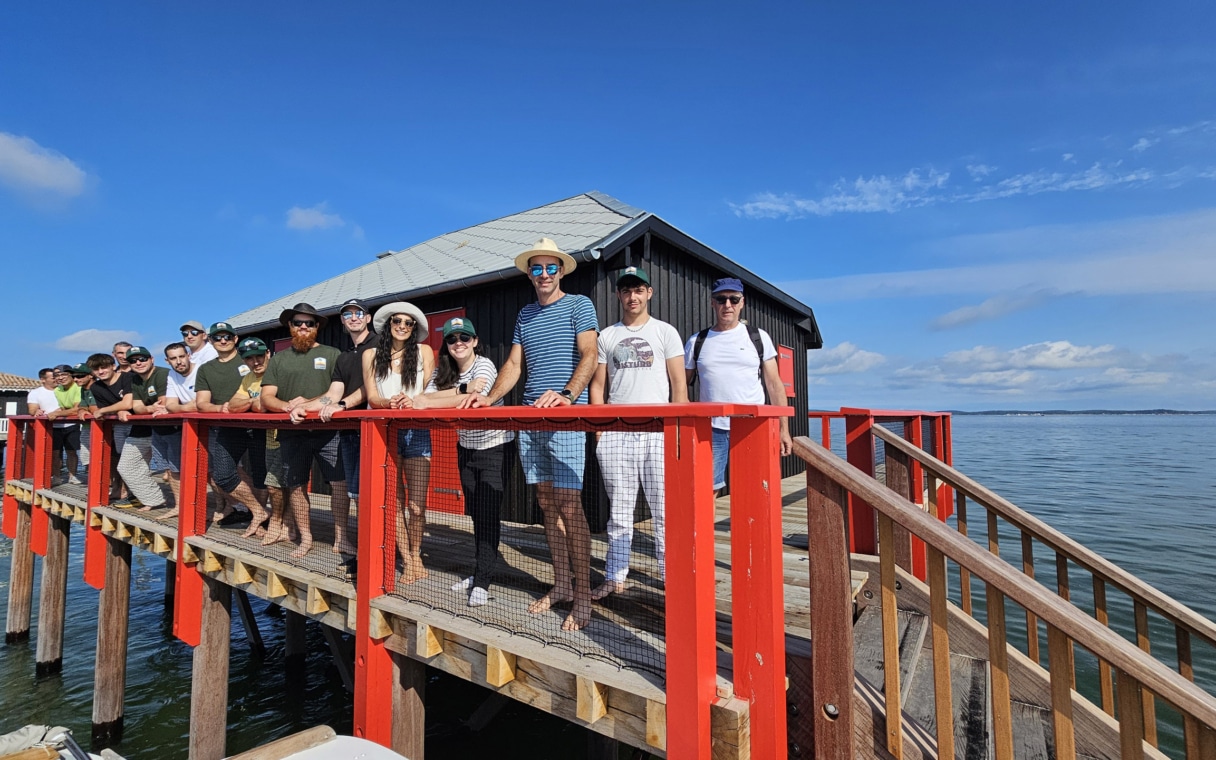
[513,237,578,275]
[373,301,428,339]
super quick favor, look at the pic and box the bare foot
[211,508,232,524]
[528,585,574,614]
[591,580,626,601]
[288,536,313,559]
[137,505,153,512]
[399,564,417,585]
[241,518,268,540]
[157,508,179,521]
[333,540,357,555]
[410,555,428,582]
[562,597,593,631]
[261,526,289,546]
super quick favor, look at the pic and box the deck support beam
[92,537,132,748]
[189,575,231,760]
[284,609,307,664]
[36,513,71,676]
[391,652,426,760]
[6,502,35,643]
[234,589,265,659]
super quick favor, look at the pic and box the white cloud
[730,169,949,218]
[943,341,1117,371]
[1062,153,1076,163]
[931,290,1059,329]
[0,132,87,197]
[810,342,885,375]
[1131,137,1159,152]
[286,202,345,231]
[54,329,141,352]
[966,164,996,181]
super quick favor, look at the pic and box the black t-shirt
[130,366,169,438]
[92,373,132,410]
[332,333,379,411]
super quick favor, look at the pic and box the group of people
[28,237,791,631]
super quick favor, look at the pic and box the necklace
[623,318,649,333]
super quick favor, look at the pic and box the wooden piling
[6,502,35,643]
[234,589,265,659]
[164,559,176,606]
[284,609,307,664]
[189,575,231,760]
[35,513,70,676]
[92,537,132,748]
[391,652,426,760]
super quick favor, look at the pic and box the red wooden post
[30,418,52,556]
[173,418,208,646]
[821,415,832,449]
[83,419,113,589]
[730,413,789,760]
[2,419,22,538]
[907,416,927,579]
[354,417,394,744]
[664,415,717,760]
[935,415,954,519]
[843,410,877,554]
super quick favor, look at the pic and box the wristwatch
[459,382,468,395]
[337,400,347,408]
[559,388,574,401]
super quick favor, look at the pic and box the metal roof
[0,372,38,392]
[227,191,817,334]
[228,192,644,331]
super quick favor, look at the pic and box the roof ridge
[584,190,645,219]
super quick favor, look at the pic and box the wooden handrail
[870,424,1216,650]
[792,435,1216,728]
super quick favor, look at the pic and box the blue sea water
[1,414,1214,757]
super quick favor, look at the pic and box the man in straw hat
[259,303,348,558]
[461,237,599,631]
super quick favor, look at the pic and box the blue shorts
[397,427,432,460]
[711,427,730,491]
[152,428,182,474]
[339,429,361,497]
[519,429,586,491]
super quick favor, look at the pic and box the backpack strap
[688,328,711,386]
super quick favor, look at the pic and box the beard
[291,330,318,352]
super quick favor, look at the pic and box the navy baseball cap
[712,277,744,294]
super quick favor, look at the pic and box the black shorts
[52,424,81,452]
[278,429,342,489]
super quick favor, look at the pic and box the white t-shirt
[684,323,777,430]
[26,386,58,415]
[189,342,219,365]
[167,363,200,403]
[597,318,684,405]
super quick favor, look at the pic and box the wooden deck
[6,473,863,757]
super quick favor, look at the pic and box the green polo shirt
[262,344,340,401]
[196,355,250,405]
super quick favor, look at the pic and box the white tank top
[376,357,426,399]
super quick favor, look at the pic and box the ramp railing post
[843,409,877,554]
[30,417,52,556]
[354,416,394,746]
[83,418,114,589]
[174,418,209,646]
[2,418,24,538]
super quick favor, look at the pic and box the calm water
[1,414,1214,757]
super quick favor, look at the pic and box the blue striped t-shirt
[513,293,599,405]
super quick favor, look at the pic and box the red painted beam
[30,419,51,556]
[173,419,208,646]
[354,418,394,745]
[83,419,113,589]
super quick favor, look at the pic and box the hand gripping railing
[795,434,1216,760]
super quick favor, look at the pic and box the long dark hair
[434,338,483,390]
[373,330,422,393]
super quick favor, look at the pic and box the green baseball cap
[616,266,651,287]
[208,321,237,337]
[71,363,92,376]
[126,346,152,360]
[442,316,477,338]
[237,337,268,357]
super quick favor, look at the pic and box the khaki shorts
[264,432,283,490]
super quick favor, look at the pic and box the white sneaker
[468,587,488,607]
[451,576,473,592]
[68,474,84,485]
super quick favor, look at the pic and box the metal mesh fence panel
[383,415,668,678]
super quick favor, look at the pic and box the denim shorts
[711,426,730,491]
[397,427,432,460]
[339,429,361,497]
[518,429,586,491]
[151,428,182,474]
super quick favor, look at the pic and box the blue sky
[3,3,1215,410]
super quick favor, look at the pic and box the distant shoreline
[945,409,1216,416]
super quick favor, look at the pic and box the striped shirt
[513,293,598,405]
[425,356,514,450]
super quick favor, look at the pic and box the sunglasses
[445,333,473,345]
[181,329,203,337]
[211,334,236,343]
[340,310,366,321]
[291,319,317,328]
[714,295,742,305]
[529,263,561,277]
[390,316,416,328]
[130,356,152,363]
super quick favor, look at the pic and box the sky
[2,3,1215,411]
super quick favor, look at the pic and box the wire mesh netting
[382,416,668,677]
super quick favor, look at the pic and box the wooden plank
[1022,532,1040,664]
[1048,624,1077,760]
[485,645,517,687]
[234,589,265,659]
[927,545,955,760]
[368,607,393,640]
[1134,602,1158,747]
[92,538,132,747]
[203,550,223,574]
[1095,577,1115,716]
[987,584,1014,760]
[306,585,329,617]
[391,652,426,760]
[233,560,253,586]
[1118,670,1146,760]
[267,572,288,599]
[878,511,903,759]
[416,621,443,658]
[646,700,667,751]
[577,676,609,724]
[189,575,231,760]
[224,726,336,760]
[1178,627,1200,760]
[321,625,354,693]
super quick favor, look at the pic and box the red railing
[3,403,793,760]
